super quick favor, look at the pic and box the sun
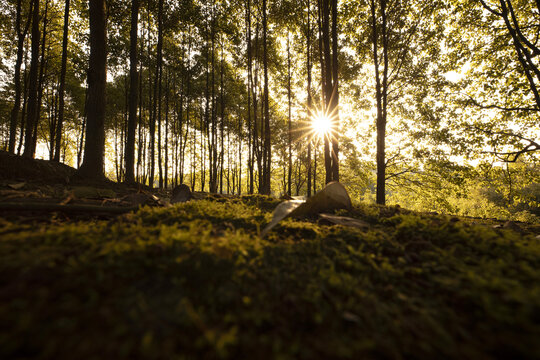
[312,112,332,138]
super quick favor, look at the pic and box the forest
[0,0,537,217]
[0,0,539,358]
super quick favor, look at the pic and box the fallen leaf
[260,200,304,237]
[8,182,26,190]
[261,182,352,237]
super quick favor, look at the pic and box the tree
[319,0,339,184]
[124,0,140,183]
[53,0,70,162]
[22,0,40,158]
[8,0,32,154]
[261,0,271,194]
[77,0,107,179]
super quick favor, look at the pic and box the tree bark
[32,0,49,157]
[124,0,139,183]
[330,0,339,181]
[9,0,32,154]
[287,30,292,197]
[261,0,271,195]
[306,0,313,197]
[54,0,70,162]
[22,0,40,158]
[77,0,107,179]
[321,0,332,183]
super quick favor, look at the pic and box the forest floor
[1,150,539,359]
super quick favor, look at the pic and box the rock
[171,184,192,204]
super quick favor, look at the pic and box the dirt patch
[0,151,76,184]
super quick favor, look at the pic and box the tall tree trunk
[54,0,70,162]
[246,0,254,194]
[32,0,49,157]
[125,0,139,182]
[136,31,144,182]
[22,0,40,158]
[306,0,313,197]
[371,0,387,205]
[156,0,164,188]
[18,59,30,156]
[78,0,107,179]
[330,0,339,181]
[219,38,225,194]
[261,0,271,195]
[321,0,332,183]
[287,30,292,197]
[164,71,169,189]
[9,0,33,153]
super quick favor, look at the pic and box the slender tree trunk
[9,0,32,153]
[372,0,387,205]
[125,0,139,182]
[156,0,164,188]
[78,0,107,179]
[330,0,339,181]
[54,0,70,162]
[306,0,313,197]
[22,0,40,158]
[164,72,169,189]
[77,88,88,168]
[136,36,144,182]
[219,38,225,194]
[261,0,271,194]
[18,59,30,156]
[246,0,254,194]
[32,0,49,157]
[321,0,333,183]
[287,30,292,197]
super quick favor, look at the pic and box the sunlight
[312,112,332,138]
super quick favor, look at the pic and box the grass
[1,196,539,359]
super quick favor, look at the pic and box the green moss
[0,198,539,359]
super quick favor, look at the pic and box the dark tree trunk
[306,0,313,197]
[124,0,139,182]
[330,0,339,181]
[321,0,332,183]
[77,0,107,179]
[261,0,271,195]
[219,39,225,194]
[371,0,388,205]
[156,0,164,188]
[22,0,40,158]
[9,0,32,153]
[18,61,30,156]
[32,0,49,157]
[287,30,292,197]
[54,0,70,162]
[246,0,254,194]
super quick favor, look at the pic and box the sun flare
[312,112,332,138]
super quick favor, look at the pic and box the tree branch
[462,93,539,112]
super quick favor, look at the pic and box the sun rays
[292,102,340,150]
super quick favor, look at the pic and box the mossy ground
[1,195,539,359]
